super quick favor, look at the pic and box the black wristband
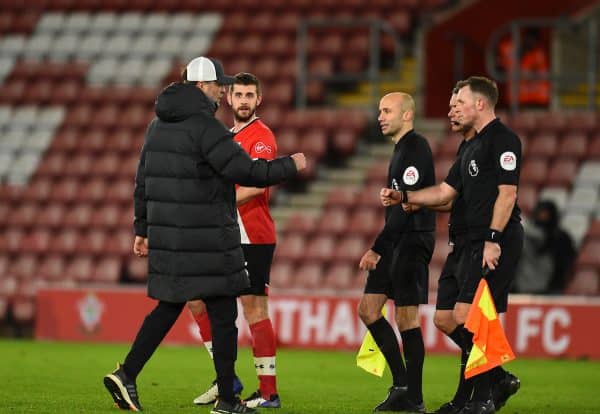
[400,189,408,203]
[486,228,503,243]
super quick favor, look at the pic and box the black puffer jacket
[133,82,297,302]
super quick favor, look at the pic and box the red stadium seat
[79,229,109,256]
[275,129,299,155]
[126,256,147,282]
[1,229,25,253]
[324,188,358,209]
[63,204,93,229]
[65,153,94,178]
[90,153,122,178]
[365,162,389,184]
[269,261,294,289]
[557,133,588,161]
[586,220,600,240]
[92,204,122,230]
[317,208,349,237]
[22,178,53,202]
[323,263,354,289]
[90,105,119,130]
[348,207,383,238]
[438,136,461,157]
[509,112,538,135]
[78,129,107,154]
[105,229,134,257]
[8,254,38,280]
[293,262,324,289]
[0,275,18,298]
[435,158,455,183]
[283,213,318,236]
[527,133,558,159]
[93,257,122,283]
[36,153,68,178]
[331,236,366,263]
[576,239,600,268]
[37,255,66,282]
[304,235,336,263]
[49,229,80,255]
[273,233,306,263]
[12,297,36,324]
[20,229,52,254]
[517,185,538,215]
[79,178,108,205]
[589,134,600,159]
[567,111,597,135]
[106,179,134,204]
[356,183,385,208]
[64,105,94,128]
[106,130,136,155]
[7,203,39,229]
[520,158,548,187]
[0,79,26,104]
[564,268,599,296]
[545,159,578,187]
[52,79,81,106]
[49,178,80,204]
[50,127,80,153]
[64,256,95,283]
[537,112,567,135]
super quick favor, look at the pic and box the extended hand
[359,249,381,271]
[380,188,401,207]
[482,241,501,270]
[133,236,148,257]
[291,153,306,171]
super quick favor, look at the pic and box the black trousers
[123,296,238,402]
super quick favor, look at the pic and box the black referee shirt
[445,118,522,240]
[448,139,468,240]
[372,129,436,255]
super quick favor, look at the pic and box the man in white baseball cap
[186,56,236,85]
[182,57,236,108]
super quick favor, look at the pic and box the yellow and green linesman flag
[356,307,387,377]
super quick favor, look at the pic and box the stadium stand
[0,1,598,334]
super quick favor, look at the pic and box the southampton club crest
[468,159,479,177]
[77,292,104,334]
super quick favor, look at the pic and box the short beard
[234,107,256,123]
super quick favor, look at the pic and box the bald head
[381,92,415,115]
[378,92,415,142]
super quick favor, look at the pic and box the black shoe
[457,400,495,414]
[492,372,520,411]
[103,363,143,411]
[210,399,257,414]
[374,385,425,413]
[433,401,464,414]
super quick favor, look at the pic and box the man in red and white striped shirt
[189,73,281,409]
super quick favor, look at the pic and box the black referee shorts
[364,232,434,307]
[435,235,468,310]
[457,223,524,313]
[239,244,275,296]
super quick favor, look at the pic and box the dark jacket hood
[155,82,217,122]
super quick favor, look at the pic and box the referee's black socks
[400,327,425,404]
[367,317,407,387]
[450,324,474,406]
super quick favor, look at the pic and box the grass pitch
[1,339,598,413]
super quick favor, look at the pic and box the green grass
[1,339,598,413]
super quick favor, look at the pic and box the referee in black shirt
[382,77,524,414]
[358,92,435,413]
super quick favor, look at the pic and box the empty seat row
[0,229,133,256]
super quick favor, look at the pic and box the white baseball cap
[186,56,235,85]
